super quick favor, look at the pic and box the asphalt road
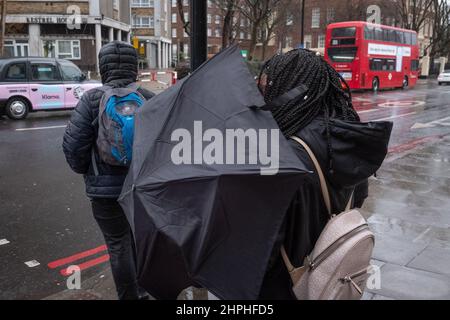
[0,80,449,299]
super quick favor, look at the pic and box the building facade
[131,0,171,69]
[3,0,132,73]
[170,0,275,64]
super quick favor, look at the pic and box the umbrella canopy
[119,45,309,300]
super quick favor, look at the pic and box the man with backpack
[62,41,154,300]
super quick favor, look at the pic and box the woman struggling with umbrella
[257,49,391,299]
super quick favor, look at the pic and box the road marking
[413,227,431,243]
[25,260,41,268]
[357,109,379,114]
[0,239,10,246]
[15,125,67,132]
[372,111,417,121]
[411,115,450,129]
[48,244,107,269]
[378,101,425,108]
[60,254,110,276]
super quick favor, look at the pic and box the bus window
[405,32,412,45]
[327,47,358,62]
[331,27,356,38]
[388,29,396,42]
[411,33,417,45]
[364,26,375,40]
[387,59,396,71]
[370,59,383,71]
[396,31,404,44]
[374,28,383,41]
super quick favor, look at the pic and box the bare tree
[427,0,450,58]
[237,0,283,60]
[394,0,435,32]
[0,0,7,57]
[212,0,239,48]
[177,0,191,36]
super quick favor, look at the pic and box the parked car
[438,69,450,86]
[0,57,101,120]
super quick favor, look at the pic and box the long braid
[260,49,360,172]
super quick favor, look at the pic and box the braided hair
[259,49,359,137]
[258,49,360,172]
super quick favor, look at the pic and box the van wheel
[6,97,29,120]
[372,77,379,93]
[402,76,409,89]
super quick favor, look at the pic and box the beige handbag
[281,136,375,300]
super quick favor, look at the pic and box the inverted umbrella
[119,45,309,300]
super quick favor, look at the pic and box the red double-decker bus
[324,21,420,91]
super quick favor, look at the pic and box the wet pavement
[0,79,449,300]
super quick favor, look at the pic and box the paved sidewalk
[362,134,450,300]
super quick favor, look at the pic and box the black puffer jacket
[62,41,155,198]
[259,117,393,299]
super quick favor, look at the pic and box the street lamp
[190,0,207,71]
[300,0,305,47]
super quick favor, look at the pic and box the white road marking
[15,125,67,132]
[411,115,450,129]
[357,109,379,114]
[24,260,41,268]
[372,111,417,121]
[0,239,10,246]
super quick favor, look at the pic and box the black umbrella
[119,45,309,300]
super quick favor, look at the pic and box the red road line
[388,135,442,154]
[60,254,110,276]
[47,245,107,269]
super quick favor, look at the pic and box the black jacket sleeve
[62,92,95,175]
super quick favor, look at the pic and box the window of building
[183,0,188,6]
[57,40,81,60]
[31,63,60,81]
[4,40,29,58]
[208,28,212,37]
[286,14,293,26]
[327,8,335,23]
[131,0,154,7]
[43,40,80,60]
[285,36,293,48]
[172,13,177,23]
[215,15,220,25]
[311,8,320,28]
[304,35,312,49]
[133,16,155,28]
[184,12,189,22]
[184,30,189,38]
[208,0,212,8]
[172,28,177,37]
[172,0,177,7]
[318,34,325,48]
[183,43,189,57]
[240,31,245,39]
[5,63,27,81]
[215,28,221,37]
[208,14,212,24]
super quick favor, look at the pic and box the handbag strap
[290,136,332,215]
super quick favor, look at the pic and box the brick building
[3,0,132,73]
[170,0,275,64]
[131,0,171,69]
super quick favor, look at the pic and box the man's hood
[98,41,138,86]
[297,118,393,188]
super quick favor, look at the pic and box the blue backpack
[95,83,145,167]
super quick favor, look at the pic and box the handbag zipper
[307,224,371,270]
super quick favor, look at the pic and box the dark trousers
[91,198,140,300]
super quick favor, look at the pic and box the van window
[5,63,27,81]
[31,63,60,81]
